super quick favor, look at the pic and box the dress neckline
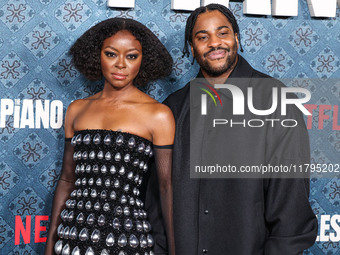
[73,129,152,143]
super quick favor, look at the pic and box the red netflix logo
[15,215,49,245]
[305,104,340,130]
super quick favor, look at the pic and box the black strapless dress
[54,130,155,255]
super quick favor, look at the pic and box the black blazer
[146,55,318,255]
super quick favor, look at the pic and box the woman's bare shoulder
[144,101,174,130]
[64,94,102,136]
[137,92,172,117]
[65,95,99,126]
[66,98,87,115]
[67,93,100,113]
[141,97,175,145]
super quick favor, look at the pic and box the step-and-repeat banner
[0,0,339,254]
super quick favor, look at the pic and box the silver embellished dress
[55,130,154,255]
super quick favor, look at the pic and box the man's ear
[235,33,239,50]
[190,43,195,57]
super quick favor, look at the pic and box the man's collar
[229,55,253,79]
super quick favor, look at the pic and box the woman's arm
[151,104,176,255]
[44,102,78,255]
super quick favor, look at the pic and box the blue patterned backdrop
[0,0,339,254]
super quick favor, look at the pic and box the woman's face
[101,30,142,89]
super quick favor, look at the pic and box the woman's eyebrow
[103,46,141,52]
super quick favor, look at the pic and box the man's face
[190,10,239,78]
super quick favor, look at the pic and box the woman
[44,18,175,255]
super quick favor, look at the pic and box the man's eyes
[219,31,230,36]
[197,36,208,41]
[196,32,231,41]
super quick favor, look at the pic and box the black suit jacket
[146,55,318,255]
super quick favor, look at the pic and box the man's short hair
[182,3,242,58]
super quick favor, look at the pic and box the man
[146,4,318,255]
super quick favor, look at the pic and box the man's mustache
[204,47,230,57]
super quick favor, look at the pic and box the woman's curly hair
[69,18,173,86]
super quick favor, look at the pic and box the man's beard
[193,42,238,77]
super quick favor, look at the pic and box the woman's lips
[112,73,128,80]
[206,49,226,60]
